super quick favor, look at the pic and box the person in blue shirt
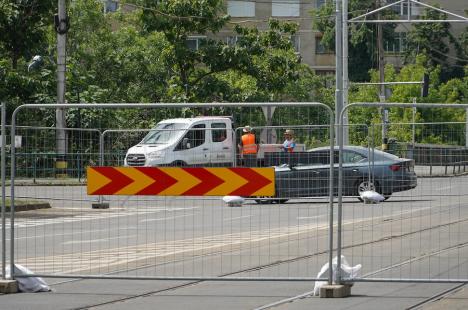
[282,129,296,152]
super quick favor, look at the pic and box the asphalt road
[1,175,468,309]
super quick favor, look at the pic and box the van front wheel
[170,161,187,167]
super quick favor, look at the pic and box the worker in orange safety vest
[238,125,259,167]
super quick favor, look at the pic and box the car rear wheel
[255,197,273,204]
[356,180,380,202]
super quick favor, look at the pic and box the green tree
[0,0,55,69]
[350,55,468,146]
[404,6,459,76]
[139,0,303,102]
[311,0,396,81]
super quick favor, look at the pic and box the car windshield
[140,123,187,145]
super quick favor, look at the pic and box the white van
[124,116,305,167]
[125,117,235,167]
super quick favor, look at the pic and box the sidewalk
[0,278,461,310]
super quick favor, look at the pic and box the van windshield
[140,123,187,145]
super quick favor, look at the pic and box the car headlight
[147,151,163,159]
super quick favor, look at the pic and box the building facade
[105,0,465,75]
[218,0,335,74]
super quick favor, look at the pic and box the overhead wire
[122,1,368,24]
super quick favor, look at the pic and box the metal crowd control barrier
[337,102,468,284]
[9,102,335,284]
[1,103,6,280]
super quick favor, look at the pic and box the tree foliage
[0,0,55,69]
[404,6,466,79]
[349,55,468,146]
[139,0,304,102]
[312,0,396,81]
[0,0,465,148]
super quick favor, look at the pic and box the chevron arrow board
[87,167,275,197]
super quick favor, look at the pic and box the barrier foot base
[92,203,109,209]
[0,280,18,294]
[320,284,352,298]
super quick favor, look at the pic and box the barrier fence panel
[6,126,101,182]
[1,103,5,279]
[9,102,335,283]
[337,103,468,284]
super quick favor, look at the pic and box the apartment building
[104,0,465,74]
[103,0,335,73]
[217,0,336,74]
[218,0,466,73]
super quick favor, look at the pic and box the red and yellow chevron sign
[87,167,275,196]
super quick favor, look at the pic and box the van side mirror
[182,138,190,149]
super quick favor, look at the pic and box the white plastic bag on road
[222,196,245,207]
[313,255,362,296]
[360,190,385,204]
[6,264,51,292]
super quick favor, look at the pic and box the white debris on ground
[313,255,362,296]
[6,264,51,292]
[360,190,385,204]
[222,196,245,207]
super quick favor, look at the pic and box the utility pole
[342,0,349,145]
[56,0,68,176]
[377,0,388,150]
[335,0,343,142]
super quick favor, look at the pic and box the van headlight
[148,151,163,159]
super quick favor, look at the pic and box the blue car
[256,146,417,204]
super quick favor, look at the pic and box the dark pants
[243,154,257,167]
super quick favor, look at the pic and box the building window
[227,1,255,17]
[272,0,300,17]
[388,0,420,17]
[315,37,332,54]
[185,36,206,51]
[316,0,327,8]
[226,36,239,46]
[384,32,407,53]
[290,35,300,53]
[104,0,118,13]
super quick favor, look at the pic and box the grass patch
[2,198,51,212]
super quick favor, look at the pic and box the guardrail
[388,143,468,176]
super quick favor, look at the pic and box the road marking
[63,235,137,245]
[18,223,328,275]
[7,207,200,228]
[297,215,325,220]
[224,215,253,221]
[139,214,193,223]
[15,203,461,275]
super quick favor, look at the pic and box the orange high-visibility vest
[241,134,257,154]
